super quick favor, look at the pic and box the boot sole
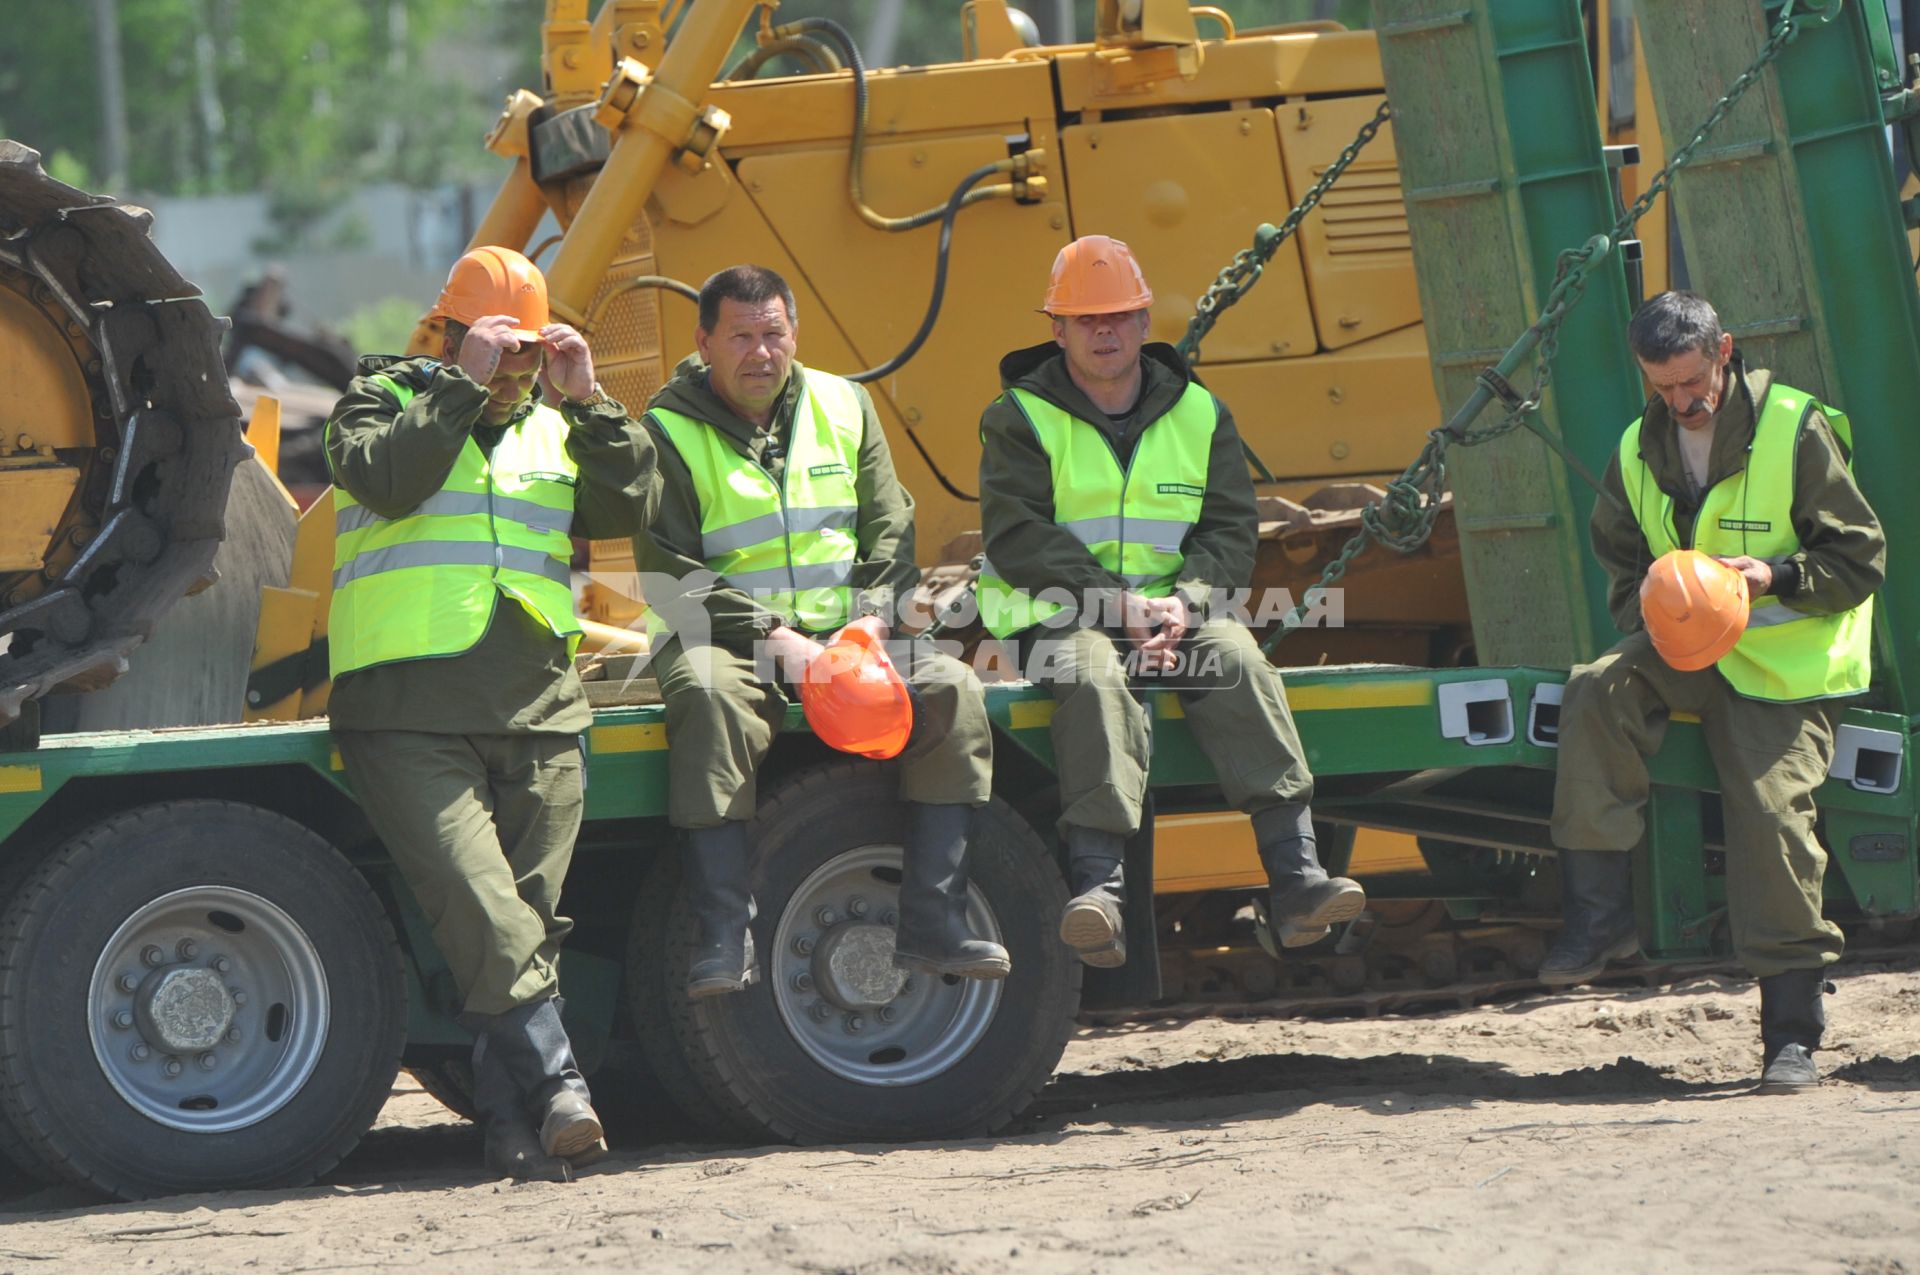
[1274,883,1366,948]
[1753,1077,1820,1096]
[893,951,1012,979]
[544,1119,608,1163]
[1060,902,1126,968]
[687,963,761,999]
[1536,932,1641,988]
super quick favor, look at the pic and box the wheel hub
[134,966,234,1053]
[812,921,909,1011]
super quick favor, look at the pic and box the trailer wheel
[0,800,405,1199]
[624,849,766,1142]
[678,762,1080,1143]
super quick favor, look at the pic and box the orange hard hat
[799,625,914,760]
[431,245,549,341]
[1640,549,1749,671]
[1042,235,1153,315]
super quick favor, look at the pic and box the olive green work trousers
[335,729,583,1017]
[1550,630,1845,977]
[1018,617,1315,837]
[651,634,994,829]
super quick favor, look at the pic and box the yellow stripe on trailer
[0,765,42,794]
[1285,679,1435,712]
[591,722,669,754]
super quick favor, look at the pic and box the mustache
[1681,396,1711,417]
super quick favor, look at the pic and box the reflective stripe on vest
[978,381,1219,640]
[1619,383,1872,702]
[649,366,864,634]
[327,371,581,678]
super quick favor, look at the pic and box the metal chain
[1176,99,1394,364]
[1259,0,1831,655]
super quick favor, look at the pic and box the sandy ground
[6,964,1920,1274]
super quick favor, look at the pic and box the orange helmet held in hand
[1641,549,1750,671]
[1041,235,1154,315]
[799,624,914,760]
[431,245,549,342]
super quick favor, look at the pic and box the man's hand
[538,323,596,404]
[456,314,526,386]
[1715,555,1773,598]
[764,624,827,683]
[1122,593,1191,672]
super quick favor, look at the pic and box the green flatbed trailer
[0,662,1910,1198]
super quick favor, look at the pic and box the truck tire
[624,848,765,1142]
[677,762,1081,1143]
[0,800,405,1199]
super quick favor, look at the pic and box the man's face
[444,330,544,425]
[1638,330,1734,431]
[1052,309,1151,386]
[695,296,797,421]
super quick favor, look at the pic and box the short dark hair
[1627,290,1723,363]
[698,264,797,333]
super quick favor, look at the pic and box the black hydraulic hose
[846,160,1003,384]
[778,15,1008,232]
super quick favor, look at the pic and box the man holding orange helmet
[976,235,1365,969]
[326,246,657,1179]
[1547,290,1884,1093]
[633,264,1008,999]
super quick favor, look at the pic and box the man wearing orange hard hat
[976,235,1365,969]
[325,245,658,1179]
[1547,290,1884,1093]
[632,264,1009,1002]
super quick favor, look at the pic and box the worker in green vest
[1547,290,1885,1093]
[976,235,1365,968]
[634,264,1007,999]
[326,246,658,1179]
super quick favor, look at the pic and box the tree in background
[0,1,1369,205]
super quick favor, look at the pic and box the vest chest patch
[1157,482,1205,498]
[808,462,852,479]
[518,470,579,486]
[1717,517,1772,532]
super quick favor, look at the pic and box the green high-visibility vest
[649,365,863,635]
[327,372,581,678]
[1619,382,1873,702]
[978,381,1219,640]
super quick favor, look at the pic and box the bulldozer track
[0,142,245,725]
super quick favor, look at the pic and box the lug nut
[847,897,868,918]
[230,990,248,1006]
[878,1007,896,1024]
[197,1053,217,1071]
[112,1010,134,1030]
[815,906,836,926]
[844,1014,865,1034]
[900,977,915,994]
[808,1002,832,1022]
[881,910,898,928]
[792,973,814,993]
[225,1027,241,1044]
[130,1044,150,1062]
[176,939,198,960]
[162,1057,183,1078]
[118,972,139,993]
[141,945,165,967]
[212,956,231,974]
[793,936,815,956]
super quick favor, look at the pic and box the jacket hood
[996,340,1195,426]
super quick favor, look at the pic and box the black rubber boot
[684,822,759,998]
[1537,849,1639,987]
[892,803,1012,979]
[472,997,606,1167]
[1059,826,1128,968]
[471,1029,571,1182]
[1757,968,1828,1094]
[1254,803,1365,949]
